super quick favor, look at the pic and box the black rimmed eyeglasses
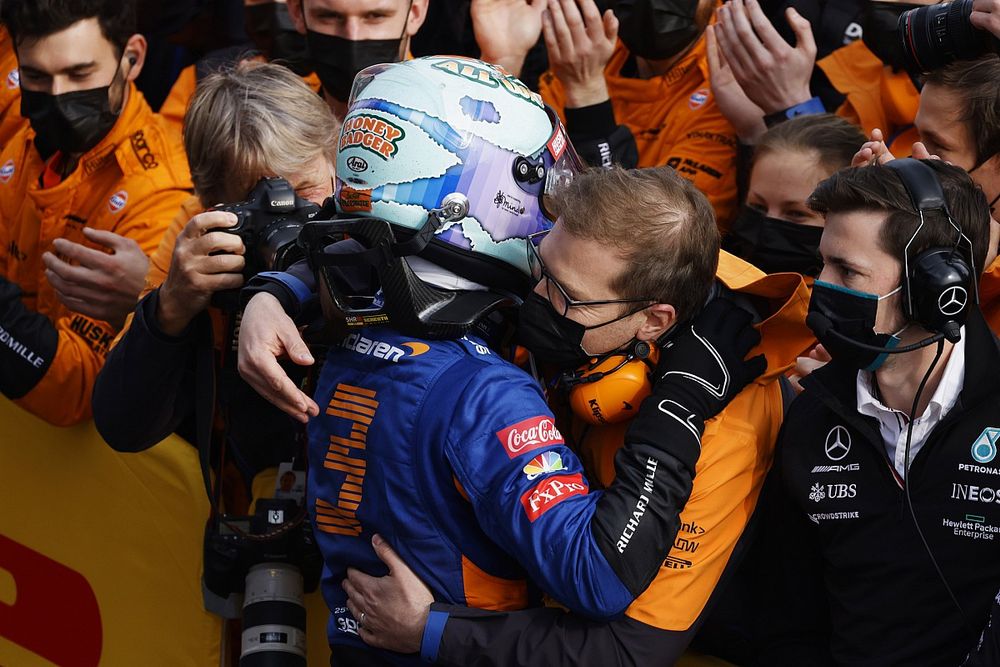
[526,229,656,321]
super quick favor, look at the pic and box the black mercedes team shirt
[759,310,1000,667]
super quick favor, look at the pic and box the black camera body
[899,0,1000,71]
[213,176,320,281]
[203,498,322,606]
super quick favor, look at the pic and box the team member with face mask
[0,0,191,426]
[286,0,428,119]
[725,114,866,277]
[471,0,742,230]
[759,159,1000,665]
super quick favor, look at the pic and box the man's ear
[407,0,430,37]
[636,303,676,342]
[287,0,307,35]
[122,34,147,81]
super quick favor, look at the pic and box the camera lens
[261,220,306,273]
[899,0,997,71]
[240,563,307,667]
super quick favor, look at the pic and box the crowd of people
[5,0,1000,665]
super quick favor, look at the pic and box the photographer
[93,61,337,478]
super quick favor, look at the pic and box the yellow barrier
[0,398,332,666]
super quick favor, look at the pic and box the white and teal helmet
[334,55,581,299]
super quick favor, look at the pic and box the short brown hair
[184,61,340,206]
[552,166,720,321]
[755,114,867,174]
[924,54,1000,168]
[808,160,990,279]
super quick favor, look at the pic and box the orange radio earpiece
[568,343,660,426]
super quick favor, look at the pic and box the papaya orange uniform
[540,37,739,231]
[0,83,192,425]
[428,252,814,665]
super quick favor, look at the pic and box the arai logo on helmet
[340,115,405,160]
[689,88,710,110]
[346,156,369,173]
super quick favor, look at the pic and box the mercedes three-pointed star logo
[825,425,852,461]
[938,285,969,317]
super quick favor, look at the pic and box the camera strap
[194,311,223,522]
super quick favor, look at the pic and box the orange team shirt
[572,251,813,631]
[0,83,192,425]
[818,39,921,156]
[0,25,26,150]
[981,255,1000,335]
[160,60,322,136]
[540,37,739,232]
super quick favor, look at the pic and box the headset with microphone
[807,158,978,353]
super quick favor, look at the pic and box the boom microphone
[806,312,947,354]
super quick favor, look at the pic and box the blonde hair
[183,60,339,205]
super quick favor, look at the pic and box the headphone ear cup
[906,247,973,333]
[568,346,659,425]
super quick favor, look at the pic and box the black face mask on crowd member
[726,206,824,276]
[245,2,311,76]
[807,279,904,371]
[613,0,700,61]
[21,56,130,158]
[304,1,411,102]
[862,2,920,72]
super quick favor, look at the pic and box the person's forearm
[427,604,693,667]
[0,276,58,399]
[564,103,638,169]
[93,290,199,451]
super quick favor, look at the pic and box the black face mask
[808,280,903,371]
[862,2,919,72]
[21,60,127,158]
[613,0,700,61]
[245,2,311,76]
[304,3,409,103]
[516,292,595,369]
[726,206,824,276]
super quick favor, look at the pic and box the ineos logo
[825,425,852,461]
[938,286,968,317]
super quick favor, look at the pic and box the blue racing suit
[249,268,712,665]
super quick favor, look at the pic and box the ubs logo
[825,425,852,461]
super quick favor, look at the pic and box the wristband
[763,96,826,128]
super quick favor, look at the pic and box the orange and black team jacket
[428,252,814,666]
[817,39,921,155]
[540,36,740,232]
[0,83,192,426]
[0,25,25,150]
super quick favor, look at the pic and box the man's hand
[851,129,937,167]
[42,228,149,329]
[706,24,766,143]
[655,297,766,423]
[543,0,616,108]
[714,0,816,114]
[157,211,245,336]
[972,0,1000,38]
[788,343,831,393]
[471,0,547,78]
[343,534,434,654]
[237,292,318,423]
